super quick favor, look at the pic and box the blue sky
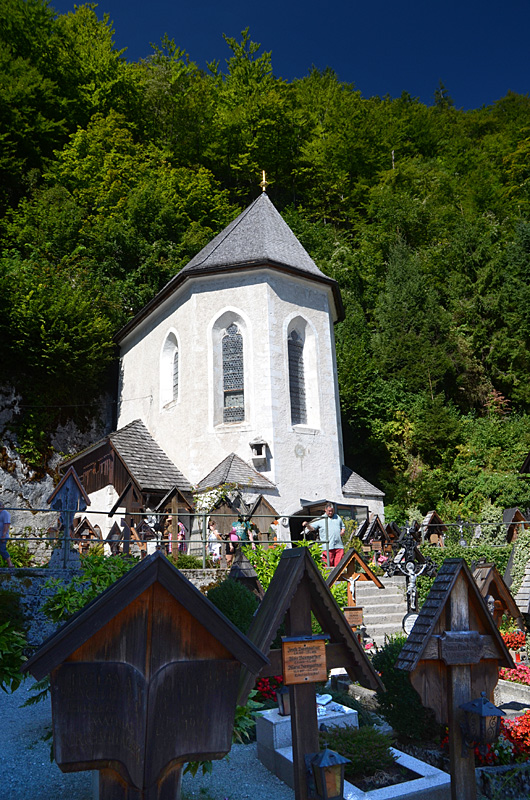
[50,0,529,109]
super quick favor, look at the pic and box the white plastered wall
[82,485,120,539]
[117,267,377,517]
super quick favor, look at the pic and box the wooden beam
[286,581,319,800]
[421,635,500,662]
[448,573,476,800]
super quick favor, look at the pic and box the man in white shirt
[303,502,345,567]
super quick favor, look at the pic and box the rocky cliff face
[0,387,113,560]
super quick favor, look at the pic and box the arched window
[223,323,244,422]
[288,329,307,425]
[160,331,179,407]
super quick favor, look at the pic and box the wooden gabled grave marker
[238,547,383,800]
[22,551,268,800]
[327,547,385,629]
[472,561,524,632]
[48,467,90,568]
[396,559,513,800]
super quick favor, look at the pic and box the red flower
[502,631,526,650]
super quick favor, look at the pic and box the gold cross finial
[260,170,269,193]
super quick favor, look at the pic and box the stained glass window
[223,323,244,422]
[288,330,307,425]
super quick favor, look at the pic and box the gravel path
[1,681,294,800]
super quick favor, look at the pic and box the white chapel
[65,190,384,535]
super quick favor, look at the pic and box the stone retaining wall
[0,568,83,649]
[0,567,229,651]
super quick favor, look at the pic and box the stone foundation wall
[0,568,84,649]
[0,566,229,652]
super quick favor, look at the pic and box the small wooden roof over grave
[396,559,513,723]
[73,517,101,539]
[105,520,123,543]
[238,547,383,703]
[385,521,401,544]
[229,551,265,600]
[473,561,524,630]
[358,515,388,546]
[247,494,279,532]
[327,548,385,589]
[23,551,268,682]
[502,507,528,543]
[48,466,90,511]
[422,510,447,545]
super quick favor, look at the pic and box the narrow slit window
[223,323,244,423]
[288,330,307,425]
[172,348,179,402]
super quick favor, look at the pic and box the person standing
[207,518,222,561]
[302,502,345,567]
[0,500,14,568]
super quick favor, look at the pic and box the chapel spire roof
[179,193,330,282]
[116,193,343,344]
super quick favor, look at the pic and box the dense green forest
[2,0,530,522]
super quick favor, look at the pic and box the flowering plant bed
[499,663,530,686]
[439,711,530,767]
[501,631,526,650]
[255,674,283,703]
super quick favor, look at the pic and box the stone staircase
[514,560,530,616]
[355,576,408,646]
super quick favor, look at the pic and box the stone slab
[271,745,451,800]
[256,703,358,751]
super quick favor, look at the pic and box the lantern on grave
[459,692,505,757]
[276,685,291,716]
[310,748,350,800]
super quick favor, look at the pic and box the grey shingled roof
[115,193,343,344]
[110,419,192,493]
[341,466,385,498]
[503,507,525,525]
[182,193,328,279]
[196,453,276,492]
[396,559,460,672]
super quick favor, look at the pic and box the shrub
[371,634,439,743]
[42,553,137,623]
[0,621,26,692]
[207,578,259,634]
[0,541,34,567]
[417,543,513,608]
[320,724,396,780]
[0,588,27,634]
[167,553,203,570]
[510,531,530,595]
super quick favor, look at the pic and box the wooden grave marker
[327,547,385,630]
[238,547,383,800]
[396,558,514,800]
[22,551,268,800]
[48,467,90,568]
[472,561,524,631]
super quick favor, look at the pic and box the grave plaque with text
[282,636,328,685]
